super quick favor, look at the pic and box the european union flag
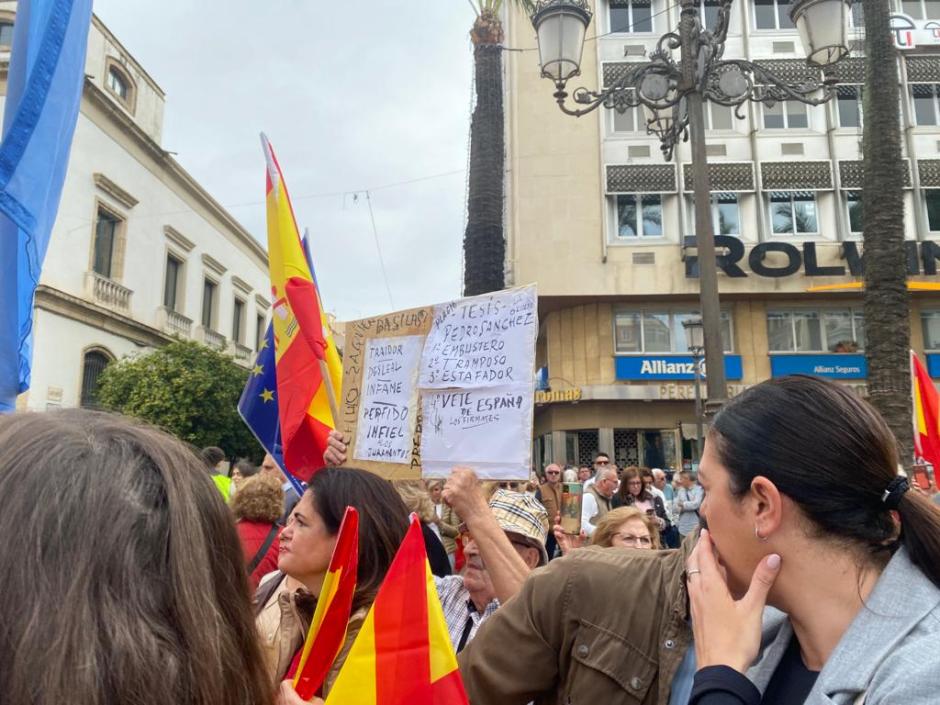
[238,324,304,497]
[0,0,94,410]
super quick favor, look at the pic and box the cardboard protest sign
[338,285,537,480]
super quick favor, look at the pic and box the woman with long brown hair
[0,409,271,705]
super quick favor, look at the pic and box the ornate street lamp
[530,0,853,414]
[682,318,705,462]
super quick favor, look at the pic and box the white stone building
[0,5,271,411]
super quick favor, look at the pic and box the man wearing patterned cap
[437,467,549,652]
[322,432,549,653]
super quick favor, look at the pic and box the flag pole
[320,358,342,433]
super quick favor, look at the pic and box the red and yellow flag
[293,506,359,700]
[261,134,335,481]
[912,351,940,470]
[324,516,470,705]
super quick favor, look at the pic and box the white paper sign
[354,335,424,463]
[419,285,537,389]
[419,384,534,479]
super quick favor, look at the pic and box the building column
[598,427,614,459]
[551,430,567,466]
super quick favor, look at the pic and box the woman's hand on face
[276,680,324,705]
[687,529,782,674]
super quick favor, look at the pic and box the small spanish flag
[261,134,335,481]
[324,515,470,705]
[911,351,940,470]
[292,506,360,700]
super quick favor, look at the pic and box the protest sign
[338,285,537,480]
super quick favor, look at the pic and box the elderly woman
[427,478,460,570]
[232,473,283,590]
[686,375,940,704]
[553,505,661,555]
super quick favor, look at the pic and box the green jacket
[459,543,693,705]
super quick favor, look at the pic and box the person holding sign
[254,467,409,695]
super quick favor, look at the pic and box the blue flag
[0,0,93,410]
[237,233,322,497]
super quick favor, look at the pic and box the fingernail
[767,554,781,570]
[701,528,709,538]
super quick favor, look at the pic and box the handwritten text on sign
[420,286,537,389]
[420,384,533,478]
[354,335,423,463]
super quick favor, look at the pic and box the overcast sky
[92,0,479,321]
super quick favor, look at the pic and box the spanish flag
[261,134,334,481]
[912,351,940,470]
[325,516,470,705]
[293,506,359,700]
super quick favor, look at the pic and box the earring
[755,526,768,542]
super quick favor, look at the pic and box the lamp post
[530,0,853,415]
[682,317,705,463]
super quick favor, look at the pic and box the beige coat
[255,573,366,697]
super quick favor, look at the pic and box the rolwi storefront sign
[684,237,940,278]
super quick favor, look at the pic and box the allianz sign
[616,355,744,381]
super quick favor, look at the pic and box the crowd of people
[1,375,939,704]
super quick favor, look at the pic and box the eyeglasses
[627,480,642,486]
[614,533,653,547]
[546,471,560,476]
[595,460,610,465]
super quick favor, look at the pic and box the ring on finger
[686,568,702,577]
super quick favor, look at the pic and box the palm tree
[862,0,913,467]
[463,0,532,296]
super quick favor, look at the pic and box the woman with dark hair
[613,466,668,536]
[255,467,410,696]
[686,375,940,704]
[0,409,272,705]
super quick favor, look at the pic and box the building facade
[0,6,272,411]
[504,0,940,471]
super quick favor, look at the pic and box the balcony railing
[156,306,193,337]
[231,342,253,366]
[194,325,226,350]
[84,271,132,313]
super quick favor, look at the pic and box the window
[163,255,182,311]
[846,191,863,234]
[92,209,119,278]
[256,313,266,351]
[770,191,818,234]
[697,0,723,30]
[850,2,864,27]
[763,101,808,129]
[927,190,940,232]
[614,310,734,353]
[753,0,794,30]
[704,101,734,130]
[80,350,112,408]
[911,84,940,126]
[610,0,653,33]
[107,66,129,101]
[767,309,865,352]
[232,298,245,344]
[615,194,663,238]
[902,0,940,20]
[689,193,741,235]
[610,106,642,133]
[923,311,940,350]
[202,279,216,330]
[837,85,863,128]
[0,21,13,49]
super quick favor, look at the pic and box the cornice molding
[232,275,252,295]
[93,172,139,209]
[34,285,171,348]
[163,225,195,253]
[201,253,227,276]
[255,293,271,310]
